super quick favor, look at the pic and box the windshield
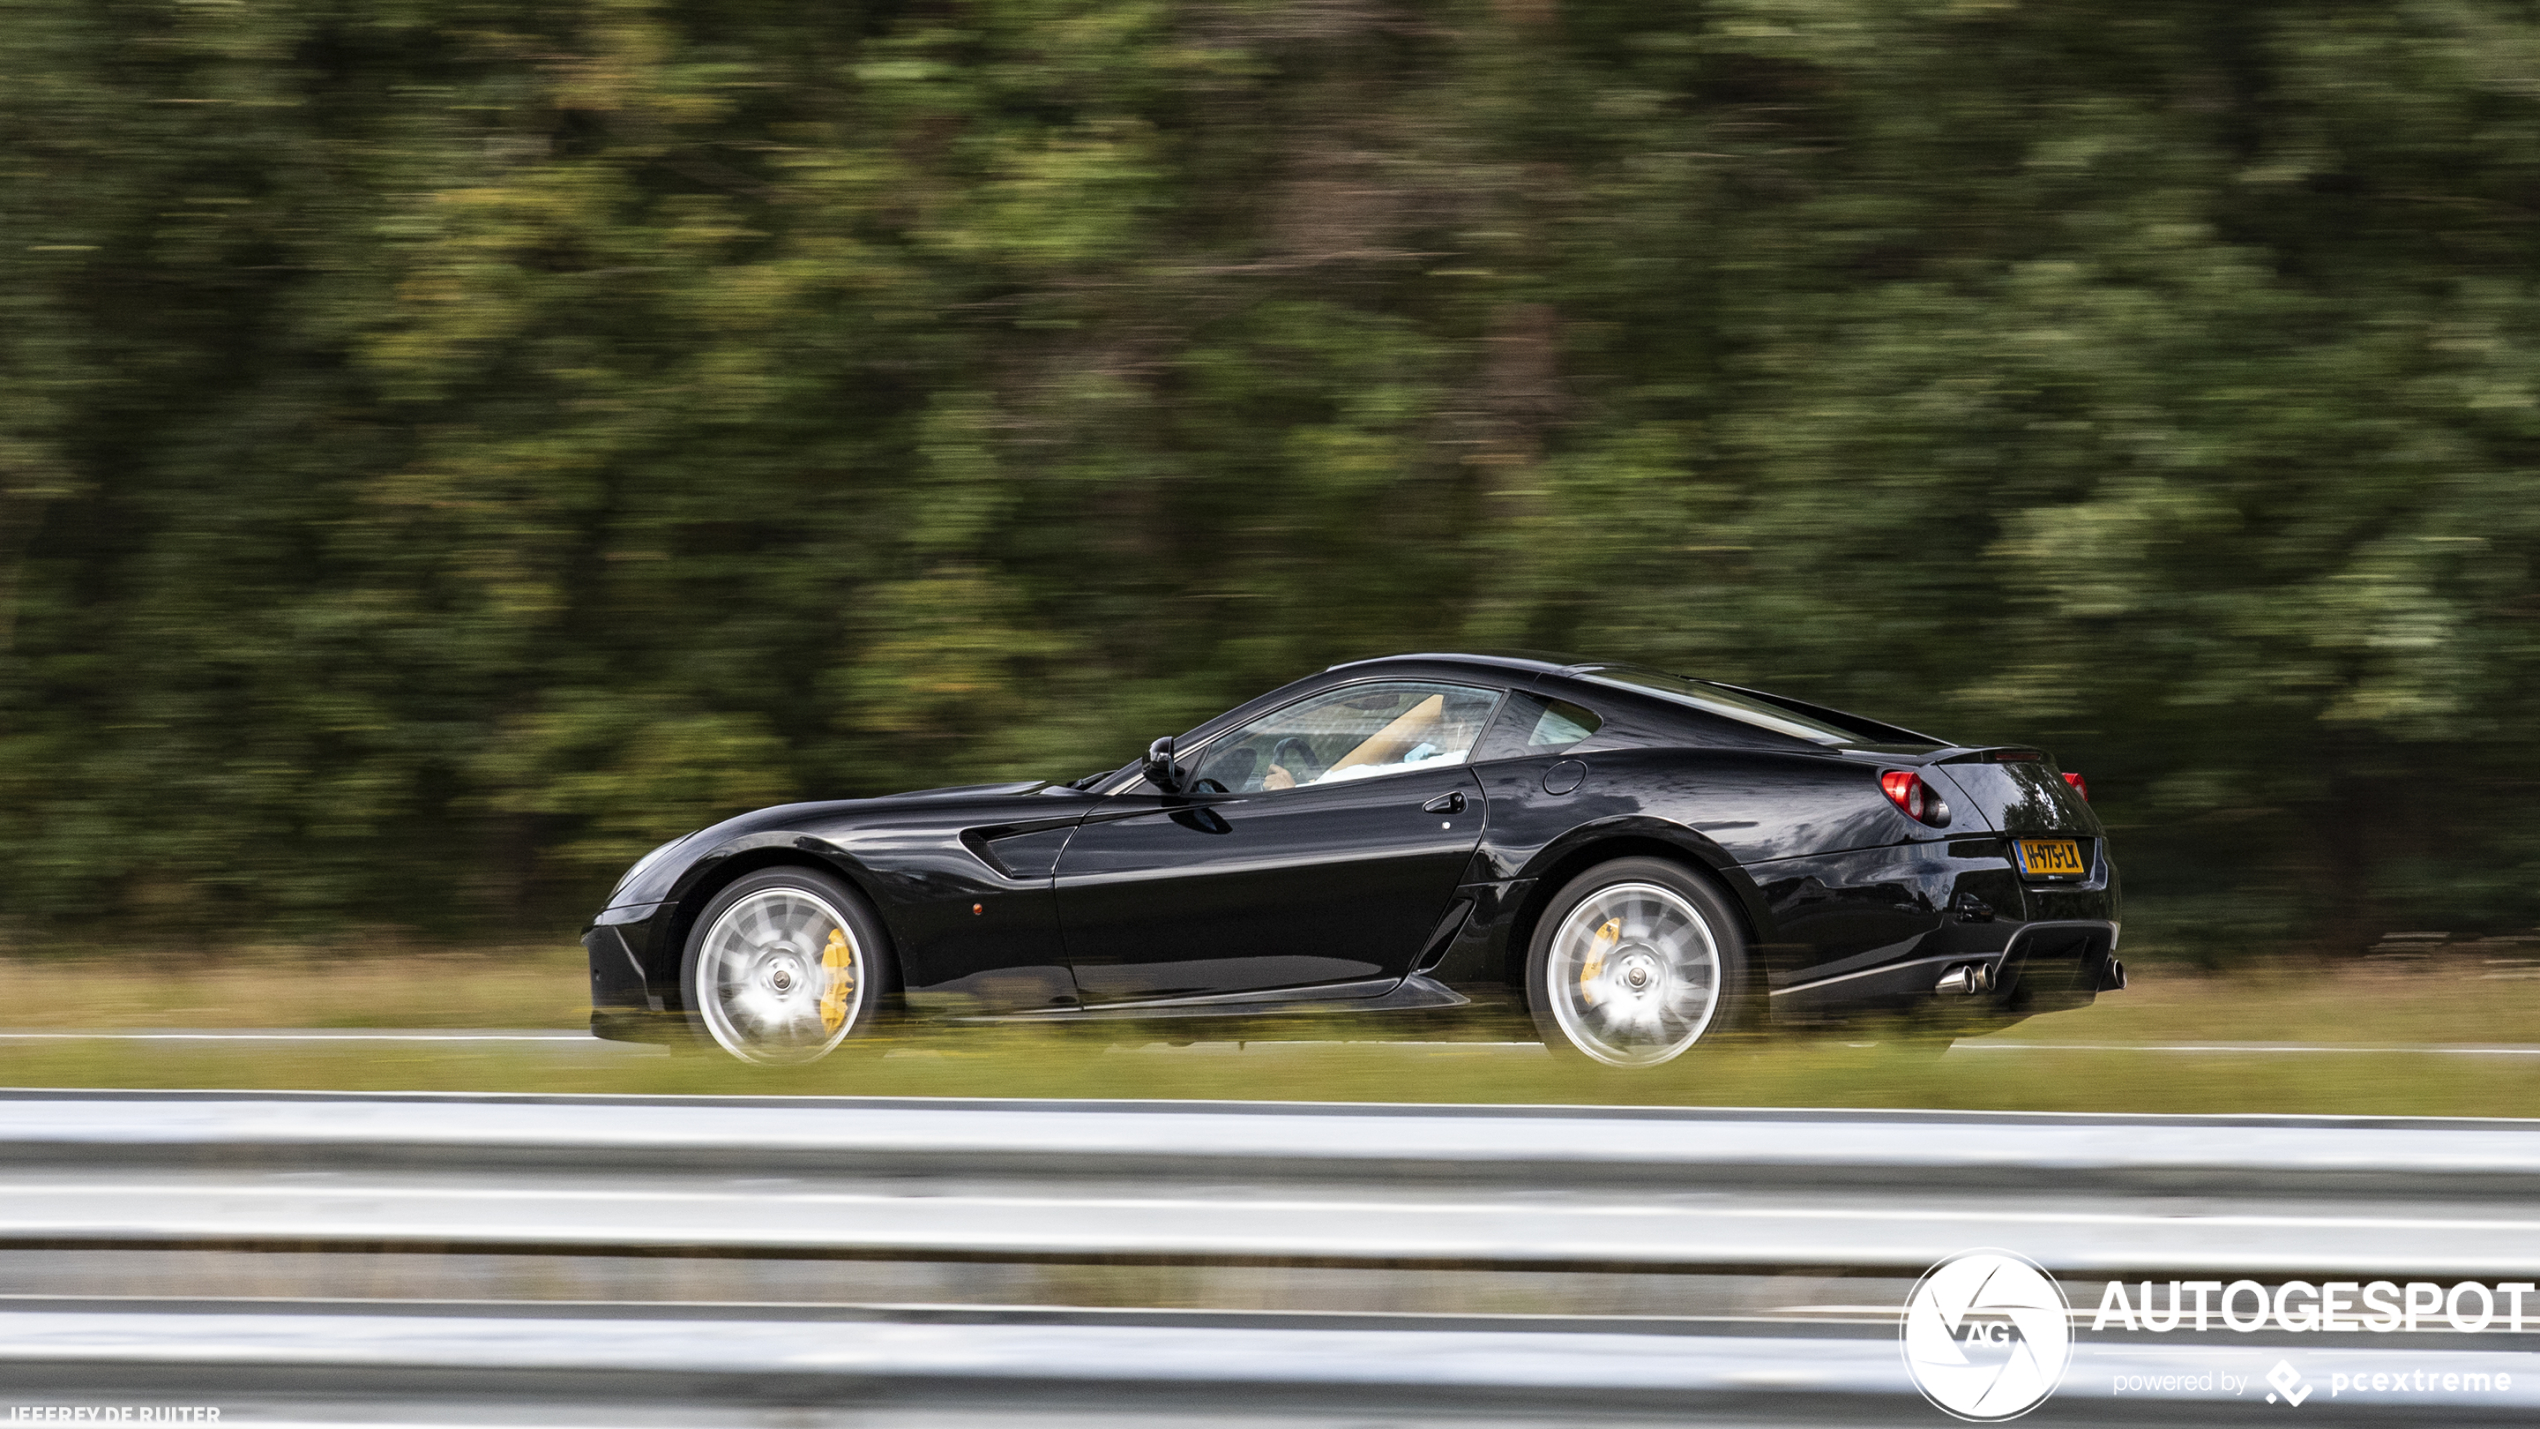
[1574,666,1866,746]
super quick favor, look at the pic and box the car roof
[1323,650,1583,678]
[1315,652,1941,747]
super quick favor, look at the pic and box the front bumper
[585,901,683,1043]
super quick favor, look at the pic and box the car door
[1054,680,1501,1005]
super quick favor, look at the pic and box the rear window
[1574,667,1862,746]
[1475,693,1604,760]
[1527,700,1599,748]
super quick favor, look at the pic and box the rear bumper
[1758,832,2119,1024]
[1968,918,2122,1015]
[1771,918,2119,1020]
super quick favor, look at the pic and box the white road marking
[1952,1040,2540,1057]
[0,1028,661,1051]
[0,1029,592,1040]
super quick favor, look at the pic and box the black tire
[678,866,897,1065]
[1524,856,1753,1068]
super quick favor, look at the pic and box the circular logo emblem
[1901,1249,2071,1421]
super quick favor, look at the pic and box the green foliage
[2,0,2535,952]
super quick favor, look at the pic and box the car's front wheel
[680,867,891,1065]
[1525,857,1750,1068]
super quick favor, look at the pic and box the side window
[1188,682,1502,793]
[1473,692,1604,762]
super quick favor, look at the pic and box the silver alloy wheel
[1544,880,1724,1067]
[693,886,865,1065]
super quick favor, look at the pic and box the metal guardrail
[5,1304,2539,1426]
[8,1090,2540,1274]
[4,1091,2540,1424]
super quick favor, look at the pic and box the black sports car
[585,652,2121,1066]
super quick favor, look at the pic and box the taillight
[2062,771,2089,801]
[1880,770,1951,827]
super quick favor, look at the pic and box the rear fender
[1492,817,1775,985]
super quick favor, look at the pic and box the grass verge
[0,948,2535,1117]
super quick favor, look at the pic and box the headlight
[608,833,693,906]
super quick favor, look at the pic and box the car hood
[710,780,1069,840]
[602,780,1070,909]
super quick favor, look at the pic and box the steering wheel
[1267,736,1322,788]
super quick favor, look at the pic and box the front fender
[622,831,894,1008]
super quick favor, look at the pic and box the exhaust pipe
[1934,963,1994,996]
[2101,956,2127,992]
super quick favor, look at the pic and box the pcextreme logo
[2267,1359,2315,1406]
[1902,1250,2074,1421]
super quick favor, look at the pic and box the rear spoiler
[1932,747,2053,766]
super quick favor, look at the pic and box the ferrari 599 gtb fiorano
[585,652,2121,1066]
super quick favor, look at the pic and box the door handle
[1423,791,1466,814]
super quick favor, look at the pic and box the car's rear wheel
[681,867,891,1065]
[1526,857,1750,1068]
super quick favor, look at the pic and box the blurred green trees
[3,0,2536,954]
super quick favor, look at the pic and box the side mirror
[1142,735,1186,794]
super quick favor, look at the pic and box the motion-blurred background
[3,1,2536,966]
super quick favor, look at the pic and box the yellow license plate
[2020,839,2085,877]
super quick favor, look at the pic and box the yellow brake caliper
[1579,916,1621,1007]
[818,925,856,1034]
